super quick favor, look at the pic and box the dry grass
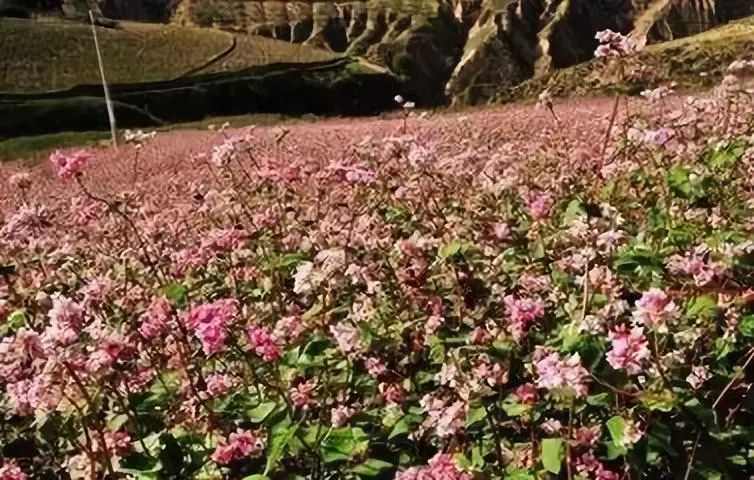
[0,18,341,93]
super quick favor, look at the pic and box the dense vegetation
[2,32,754,480]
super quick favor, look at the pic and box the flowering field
[3,52,754,479]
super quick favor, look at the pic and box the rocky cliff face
[168,0,753,105]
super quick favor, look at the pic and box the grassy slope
[497,16,754,102]
[0,18,341,93]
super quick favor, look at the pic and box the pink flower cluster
[504,295,545,341]
[526,192,554,220]
[185,299,238,355]
[211,428,266,465]
[594,29,637,58]
[667,251,725,287]
[138,297,172,340]
[534,349,590,398]
[606,325,649,375]
[396,453,471,480]
[0,460,26,480]
[50,149,92,179]
[246,326,281,361]
[290,379,317,409]
[632,288,678,332]
[575,452,620,480]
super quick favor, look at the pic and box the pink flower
[379,382,405,406]
[138,297,172,340]
[205,373,233,397]
[365,356,388,377]
[643,127,674,146]
[667,251,725,287]
[534,349,590,398]
[396,453,471,480]
[200,227,246,253]
[50,149,92,179]
[606,325,649,375]
[513,383,538,404]
[48,294,85,330]
[504,295,545,341]
[575,452,620,480]
[246,326,281,361]
[273,314,303,342]
[93,430,132,456]
[686,365,710,389]
[185,299,238,355]
[330,404,357,427]
[329,321,363,356]
[290,379,317,409]
[212,428,266,465]
[594,29,637,58]
[572,425,602,447]
[0,460,27,480]
[526,192,554,220]
[474,355,509,387]
[492,222,511,240]
[632,288,678,332]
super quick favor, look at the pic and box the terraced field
[0,18,342,93]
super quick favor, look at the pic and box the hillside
[495,15,754,103]
[0,17,341,93]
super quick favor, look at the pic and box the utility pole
[89,10,118,147]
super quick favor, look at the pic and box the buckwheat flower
[394,95,405,105]
[526,192,554,220]
[641,84,675,102]
[606,325,650,375]
[396,453,471,480]
[365,356,388,377]
[643,127,675,146]
[0,459,27,480]
[246,326,281,361]
[212,428,266,465]
[50,149,92,179]
[210,140,236,167]
[273,314,303,342]
[632,288,679,333]
[293,261,318,295]
[92,430,132,456]
[540,418,563,434]
[379,382,405,406]
[491,222,511,240]
[329,321,363,356]
[185,299,238,355]
[436,362,460,388]
[138,297,172,340]
[594,29,637,58]
[205,373,233,397]
[513,383,538,404]
[575,452,620,480]
[504,295,545,341]
[290,379,317,409]
[8,172,31,190]
[330,404,356,427]
[596,229,625,253]
[686,365,710,389]
[535,349,590,398]
[572,425,602,447]
[474,354,509,387]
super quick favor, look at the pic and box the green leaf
[264,418,298,475]
[247,402,277,423]
[2,309,27,335]
[667,166,693,198]
[466,404,487,428]
[739,314,754,338]
[541,438,564,474]
[563,199,587,225]
[686,295,719,320]
[606,416,625,447]
[586,393,609,407]
[162,282,188,307]
[640,390,677,412]
[320,427,369,464]
[438,241,463,260]
[242,476,270,480]
[351,458,394,477]
[389,414,421,439]
[302,302,323,321]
